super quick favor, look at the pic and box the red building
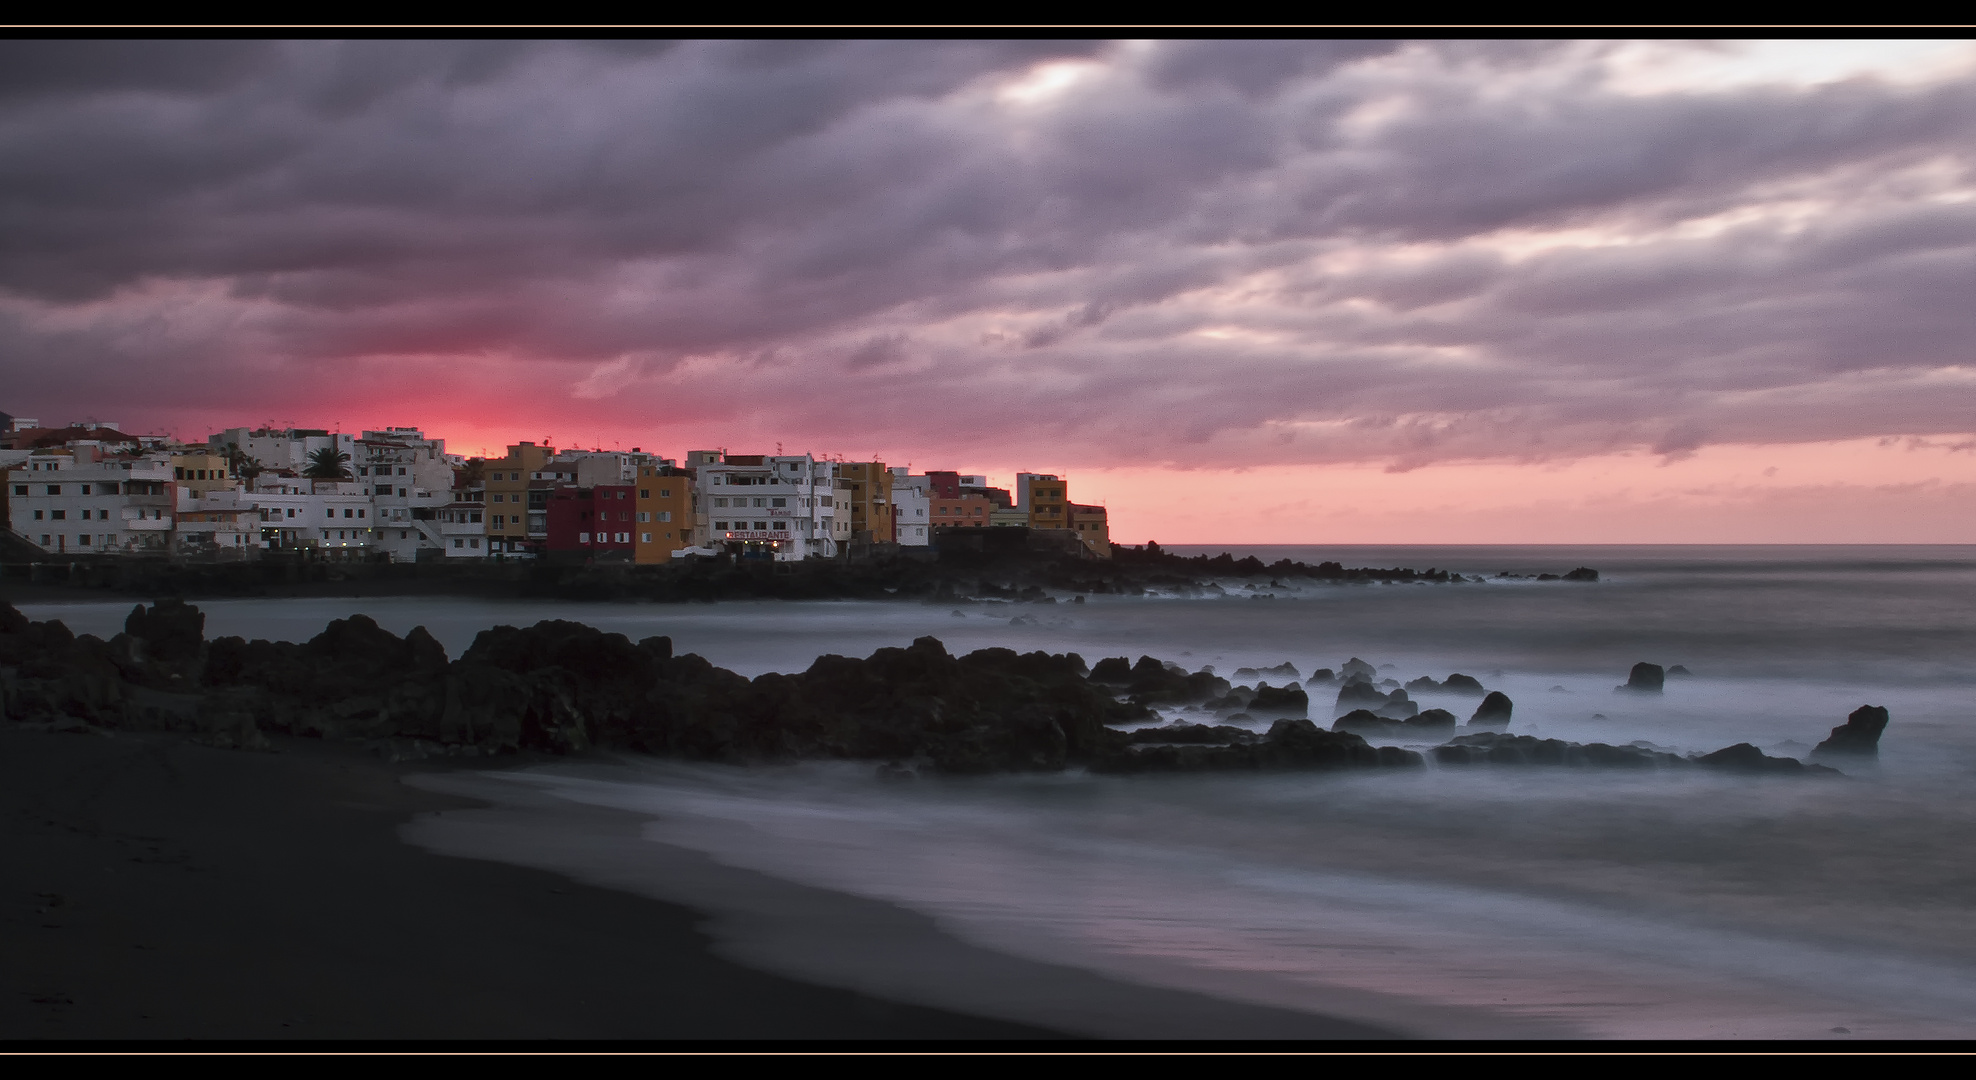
[545,483,636,562]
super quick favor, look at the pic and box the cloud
[0,39,1972,469]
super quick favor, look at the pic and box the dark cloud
[0,39,1972,466]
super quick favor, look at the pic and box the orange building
[634,465,693,562]
[930,493,995,528]
[1068,503,1111,556]
[836,461,895,542]
[484,441,555,554]
[1018,473,1068,530]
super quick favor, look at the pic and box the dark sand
[2,724,1398,1043]
[0,725,1061,1041]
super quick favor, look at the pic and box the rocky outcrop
[1233,662,1300,681]
[1811,705,1890,760]
[1339,657,1376,682]
[1440,674,1487,697]
[1620,662,1665,693]
[1436,733,1837,774]
[1093,718,1421,774]
[1333,707,1457,740]
[1563,567,1599,582]
[1247,683,1308,717]
[1334,679,1389,714]
[1468,691,1514,729]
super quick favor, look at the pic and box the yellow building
[836,461,894,542]
[1018,473,1068,530]
[1068,503,1111,557]
[633,465,693,562]
[483,442,555,554]
[171,450,238,500]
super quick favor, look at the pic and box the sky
[3,38,1974,544]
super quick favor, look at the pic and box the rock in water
[1334,679,1389,715]
[1620,662,1665,693]
[1440,673,1486,697]
[1695,743,1840,776]
[1563,567,1599,582]
[1667,665,1693,677]
[1469,691,1513,728]
[1812,705,1890,759]
[1339,657,1376,682]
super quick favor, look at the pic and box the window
[50,510,64,520]
[714,521,729,530]
[10,485,22,496]
[469,511,481,523]
[398,488,407,497]
[492,493,504,503]
[40,535,50,545]
[752,497,765,508]
[771,497,786,508]
[45,485,59,495]
[753,521,767,530]
[398,467,407,476]
[714,497,727,508]
[80,484,91,495]
[659,489,671,498]
[286,508,295,518]
[33,510,42,520]
[772,521,787,531]
[640,489,650,499]
[493,515,504,527]
[469,539,479,549]
[454,539,464,548]
[637,511,649,523]
[77,534,89,545]
[659,511,672,523]
[579,532,590,543]
[640,532,653,543]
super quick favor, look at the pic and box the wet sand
[0,725,1395,1043]
[0,725,1060,1042]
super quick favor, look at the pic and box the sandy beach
[0,724,1069,1042]
[1,723,1399,1044]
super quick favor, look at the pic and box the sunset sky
[4,38,1974,543]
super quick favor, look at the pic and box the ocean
[21,545,1976,1039]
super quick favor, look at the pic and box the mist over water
[22,545,1976,1037]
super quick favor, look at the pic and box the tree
[304,446,352,480]
[222,442,265,483]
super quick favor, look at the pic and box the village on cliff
[0,411,1112,565]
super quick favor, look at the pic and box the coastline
[0,724,1066,1042]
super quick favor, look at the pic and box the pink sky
[7,40,1976,543]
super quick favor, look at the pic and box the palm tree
[304,446,352,480]
[222,442,265,483]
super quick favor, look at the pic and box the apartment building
[171,449,239,502]
[483,442,556,555]
[697,453,846,560]
[930,493,995,528]
[889,469,933,547]
[206,427,356,476]
[7,449,174,555]
[1016,473,1069,530]
[836,461,894,543]
[244,479,378,555]
[1068,503,1111,557]
[633,465,692,563]
[358,428,455,563]
[547,482,636,562]
[439,464,488,558]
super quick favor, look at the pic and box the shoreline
[0,724,1073,1041]
[403,767,1406,1041]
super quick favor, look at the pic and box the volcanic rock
[1468,691,1514,728]
[1811,705,1890,760]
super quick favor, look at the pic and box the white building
[697,453,847,560]
[246,479,378,556]
[7,449,174,555]
[207,427,357,476]
[889,468,933,547]
[358,428,456,563]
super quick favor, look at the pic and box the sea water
[20,545,1976,1038]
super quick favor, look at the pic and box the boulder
[1811,705,1890,760]
[1404,676,1442,693]
[124,598,206,668]
[1619,662,1665,693]
[1089,656,1133,683]
[1440,674,1487,697]
[1436,733,1680,768]
[1248,683,1308,716]
[1667,665,1693,677]
[1305,668,1335,685]
[1339,657,1376,681]
[1334,679,1390,715]
[1372,689,1418,719]
[1468,691,1513,728]
[1562,567,1599,582]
